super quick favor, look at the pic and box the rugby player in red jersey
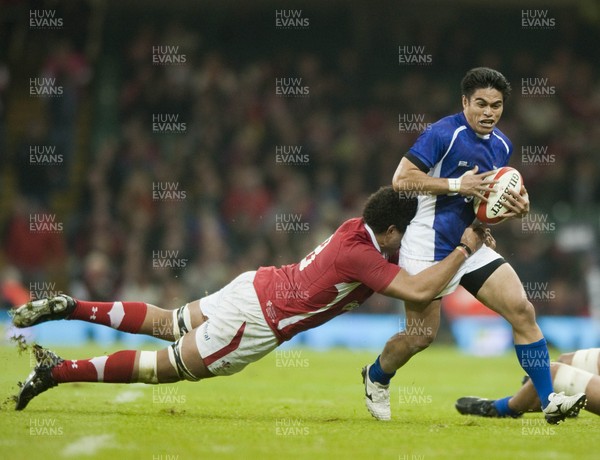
[11,186,486,411]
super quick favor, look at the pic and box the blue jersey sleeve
[408,126,449,171]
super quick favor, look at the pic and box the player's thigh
[404,298,441,335]
[186,299,208,327]
[475,263,529,319]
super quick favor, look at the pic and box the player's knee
[167,339,202,382]
[407,333,436,354]
[172,304,193,340]
[556,352,574,364]
[506,297,536,327]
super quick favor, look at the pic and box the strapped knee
[553,362,593,394]
[167,338,200,382]
[172,304,193,340]
[571,348,600,374]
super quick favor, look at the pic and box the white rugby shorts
[195,271,279,376]
[399,245,503,298]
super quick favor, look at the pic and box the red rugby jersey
[253,217,400,342]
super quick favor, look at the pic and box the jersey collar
[364,223,382,254]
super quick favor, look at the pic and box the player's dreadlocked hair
[461,67,512,101]
[362,186,417,234]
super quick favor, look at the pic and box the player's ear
[387,225,401,237]
[461,95,468,109]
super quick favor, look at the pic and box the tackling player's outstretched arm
[392,157,497,202]
[381,226,484,304]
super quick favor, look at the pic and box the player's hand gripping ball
[473,167,523,224]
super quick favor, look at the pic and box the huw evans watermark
[152,182,187,201]
[521,78,555,97]
[521,213,556,234]
[29,214,63,233]
[275,214,310,233]
[275,349,309,368]
[275,9,309,29]
[152,114,187,133]
[29,9,63,29]
[275,78,309,97]
[399,317,433,336]
[275,281,309,301]
[274,418,310,436]
[275,145,309,165]
[521,418,556,436]
[152,46,186,65]
[398,386,432,404]
[29,282,62,300]
[30,77,63,97]
[522,282,556,302]
[152,386,186,404]
[521,146,555,166]
[396,182,433,199]
[398,113,432,133]
[152,250,188,269]
[398,46,432,65]
[29,145,63,166]
[29,418,63,436]
[521,10,556,29]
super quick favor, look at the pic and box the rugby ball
[473,167,523,224]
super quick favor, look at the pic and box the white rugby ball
[473,167,523,224]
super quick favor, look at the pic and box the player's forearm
[408,249,467,301]
[383,248,467,303]
[394,172,456,196]
[392,159,455,196]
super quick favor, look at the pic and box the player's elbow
[392,159,417,191]
[392,173,409,192]
[407,287,435,304]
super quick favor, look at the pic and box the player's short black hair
[461,67,512,101]
[362,186,417,234]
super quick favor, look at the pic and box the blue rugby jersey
[400,112,512,261]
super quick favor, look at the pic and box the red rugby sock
[51,350,137,383]
[68,300,147,333]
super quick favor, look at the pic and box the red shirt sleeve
[336,240,400,293]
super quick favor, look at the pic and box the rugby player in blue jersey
[363,67,585,424]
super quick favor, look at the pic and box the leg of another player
[557,349,600,375]
[460,362,600,417]
[475,263,554,409]
[508,362,600,416]
[376,299,441,378]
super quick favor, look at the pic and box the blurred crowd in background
[1,1,599,321]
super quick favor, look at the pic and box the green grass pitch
[0,343,598,460]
